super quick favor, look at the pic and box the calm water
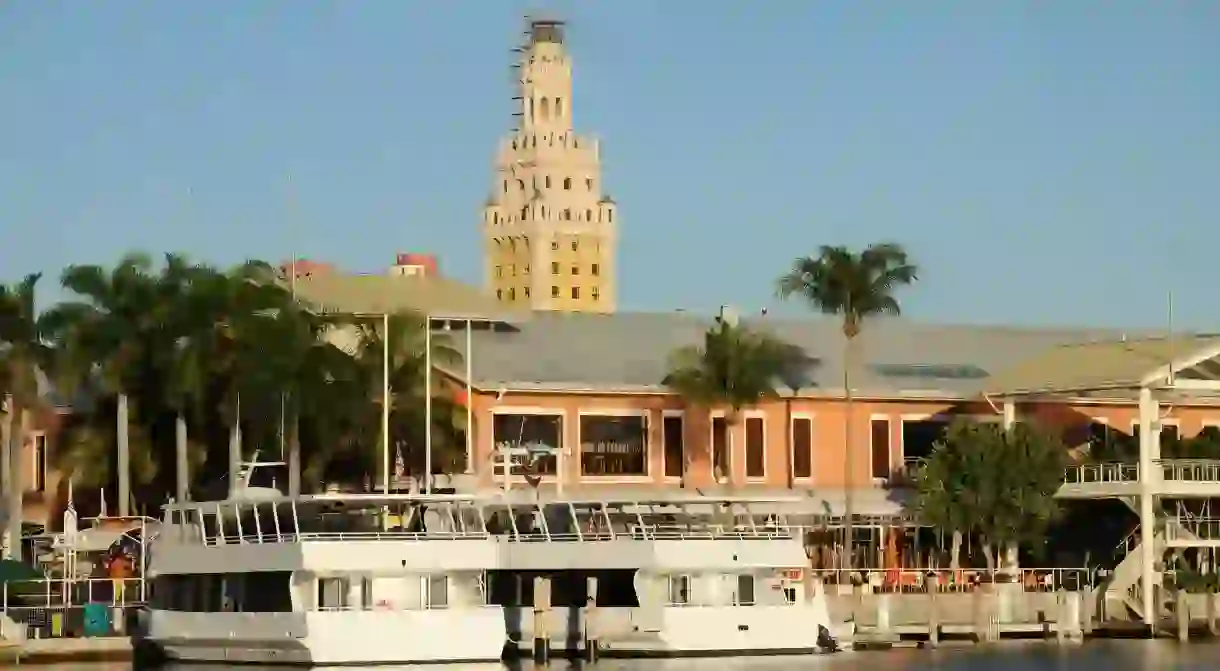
[27,641,1220,671]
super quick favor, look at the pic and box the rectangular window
[571,264,579,275]
[571,240,578,251]
[317,577,349,610]
[551,241,559,250]
[871,418,892,480]
[591,287,600,300]
[495,265,502,278]
[669,575,691,605]
[551,286,559,298]
[735,575,755,606]
[492,412,561,476]
[571,287,580,299]
[524,264,530,275]
[524,287,531,298]
[426,575,449,609]
[711,416,729,481]
[792,417,813,479]
[360,577,374,610]
[551,262,559,274]
[663,415,684,478]
[580,414,648,476]
[745,416,765,478]
[591,263,600,276]
[508,288,516,300]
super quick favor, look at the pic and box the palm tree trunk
[228,396,242,499]
[2,398,18,559]
[117,393,131,517]
[288,414,301,497]
[175,414,189,503]
[842,337,856,571]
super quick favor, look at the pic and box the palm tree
[776,242,918,568]
[0,273,55,559]
[663,316,800,486]
[42,254,168,516]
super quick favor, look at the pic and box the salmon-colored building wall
[466,390,1220,490]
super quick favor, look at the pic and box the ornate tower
[482,18,617,313]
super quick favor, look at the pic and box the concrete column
[1056,591,1066,644]
[927,575,940,648]
[1176,588,1189,643]
[876,592,892,638]
[1208,592,1219,637]
[1138,386,1159,630]
[583,576,600,662]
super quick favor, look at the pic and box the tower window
[586,178,593,190]
[502,181,508,193]
[545,176,551,188]
[496,289,503,300]
[496,265,502,278]
[539,97,550,120]
[551,262,559,275]
[516,179,525,191]
[591,263,600,276]
[571,264,579,275]
[525,287,531,298]
[608,210,613,223]
[508,288,516,300]
[520,206,529,220]
[571,287,580,299]
[524,264,531,274]
[551,241,559,251]
[563,177,572,190]
[585,209,592,221]
[562,209,571,221]
[551,286,559,298]
[556,98,564,117]
[509,264,515,276]
[592,287,600,300]
[571,240,578,251]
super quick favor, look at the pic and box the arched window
[545,176,552,188]
[520,206,529,220]
[585,209,592,221]
[539,97,550,120]
[607,209,613,223]
[516,179,525,191]
[562,209,571,221]
[563,177,572,190]
[586,178,594,190]
[555,98,564,117]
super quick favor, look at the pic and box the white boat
[142,476,841,665]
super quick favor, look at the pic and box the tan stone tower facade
[482,18,617,313]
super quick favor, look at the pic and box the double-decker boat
[141,470,841,665]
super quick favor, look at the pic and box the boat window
[735,575,755,606]
[426,575,449,609]
[248,463,290,492]
[318,577,350,610]
[360,576,374,610]
[668,575,691,605]
[243,572,293,612]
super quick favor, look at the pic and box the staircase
[1100,498,1202,621]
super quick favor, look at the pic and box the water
[24,641,1220,670]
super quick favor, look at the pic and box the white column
[465,321,474,474]
[424,317,433,493]
[1138,385,1158,627]
[1001,400,1018,571]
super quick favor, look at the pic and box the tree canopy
[0,252,467,515]
[913,420,1069,570]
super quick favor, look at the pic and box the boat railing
[204,529,491,546]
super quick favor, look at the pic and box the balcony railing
[1063,462,1139,485]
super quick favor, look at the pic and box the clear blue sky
[2,2,1217,329]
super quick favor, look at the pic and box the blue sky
[2,1,1217,328]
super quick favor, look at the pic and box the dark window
[563,177,572,190]
[591,263,600,276]
[492,413,561,476]
[580,415,648,476]
[712,417,729,480]
[663,415,684,478]
[571,287,580,299]
[745,417,765,478]
[900,420,948,463]
[33,435,47,492]
[551,262,559,274]
[551,286,559,297]
[792,418,813,479]
[871,418,891,480]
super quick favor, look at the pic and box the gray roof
[454,311,1170,400]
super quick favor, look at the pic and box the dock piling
[583,576,599,663]
[533,576,551,664]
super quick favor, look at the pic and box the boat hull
[146,608,507,665]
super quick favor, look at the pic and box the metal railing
[1,578,145,641]
[1063,462,1139,485]
[1165,517,1220,542]
[816,567,1092,593]
[1159,459,1220,483]
[198,525,804,546]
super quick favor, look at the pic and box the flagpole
[465,320,473,474]
[382,312,391,494]
[424,317,433,493]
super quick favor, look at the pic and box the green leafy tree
[776,243,918,566]
[914,420,1068,573]
[0,273,56,559]
[663,316,804,485]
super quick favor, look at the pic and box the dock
[0,636,133,665]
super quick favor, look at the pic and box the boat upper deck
[158,493,810,547]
